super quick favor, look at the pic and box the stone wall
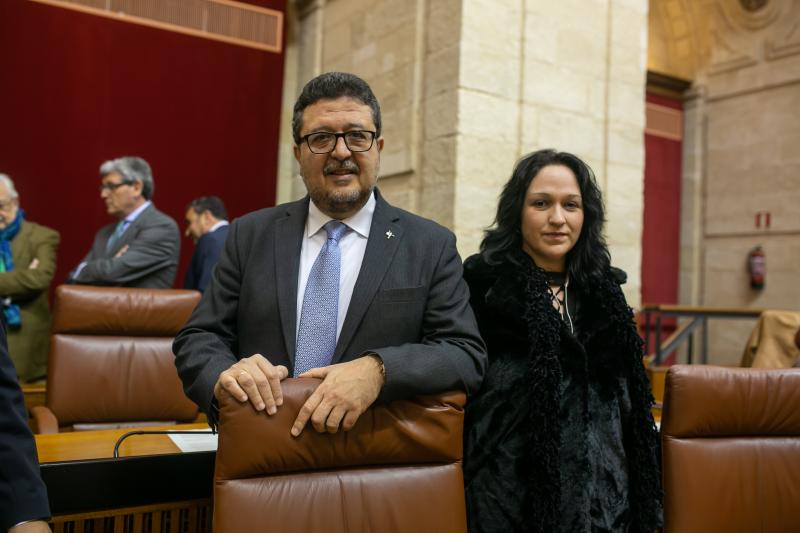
[650,0,800,365]
[702,0,800,364]
[278,0,650,305]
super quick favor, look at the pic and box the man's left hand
[292,355,385,436]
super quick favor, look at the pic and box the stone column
[678,85,706,307]
[279,0,650,304]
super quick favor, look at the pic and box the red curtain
[0,0,286,288]
[642,93,683,362]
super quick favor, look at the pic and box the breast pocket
[373,285,427,344]
[377,285,426,303]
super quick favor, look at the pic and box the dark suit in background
[0,321,50,529]
[70,204,180,288]
[174,191,486,422]
[183,225,228,293]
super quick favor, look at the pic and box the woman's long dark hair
[480,149,611,287]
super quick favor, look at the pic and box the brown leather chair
[661,365,800,532]
[214,379,467,533]
[30,285,200,433]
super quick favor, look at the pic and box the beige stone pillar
[454,0,650,305]
[279,0,650,304]
[678,85,706,308]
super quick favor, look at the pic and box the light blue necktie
[106,220,129,253]
[294,221,349,376]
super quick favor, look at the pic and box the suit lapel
[274,198,309,362]
[106,204,154,257]
[10,221,31,264]
[334,191,403,361]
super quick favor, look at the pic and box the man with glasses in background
[0,174,59,382]
[68,156,180,288]
[174,72,486,435]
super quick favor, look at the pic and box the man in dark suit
[68,156,180,288]
[183,196,229,293]
[174,72,486,436]
[0,318,51,532]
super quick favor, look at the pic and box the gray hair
[0,174,19,199]
[99,156,155,200]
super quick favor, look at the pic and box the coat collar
[274,196,310,359]
[106,203,156,257]
[469,253,620,345]
[334,189,403,361]
[273,189,403,363]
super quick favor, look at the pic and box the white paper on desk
[168,429,219,453]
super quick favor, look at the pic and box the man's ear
[293,144,301,162]
[201,210,216,229]
[132,180,144,196]
[376,137,384,152]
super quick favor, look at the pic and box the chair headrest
[215,378,466,480]
[52,285,200,335]
[662,365,800,437]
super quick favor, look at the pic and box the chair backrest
[661,365,800,532]
[46,285,200,428]
[214,379,467,533]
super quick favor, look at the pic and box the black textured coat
[462,253,662,533]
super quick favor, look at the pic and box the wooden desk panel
[35,423,206,463]
[35,424,216,531]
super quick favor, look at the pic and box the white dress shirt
[296,192,375,342]
[208,220,229,233]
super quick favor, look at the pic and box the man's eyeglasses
[99,181,131,192]
[300,130,377,154]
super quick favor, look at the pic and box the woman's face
[521,164,584,272]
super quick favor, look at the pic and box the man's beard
[310,186,372,215]
[305,159,375,216]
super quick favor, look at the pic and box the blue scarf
[0,209,24,328]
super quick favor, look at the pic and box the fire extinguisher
[748,245,765,290]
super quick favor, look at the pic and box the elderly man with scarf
[0,174,59,382]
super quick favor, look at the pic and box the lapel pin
[386,230,394,239]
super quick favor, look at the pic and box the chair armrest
[30,406,59,434]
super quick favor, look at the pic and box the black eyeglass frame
[299,130,377,154]
[99,181,133,192]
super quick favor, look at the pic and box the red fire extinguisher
[748,245,765,290]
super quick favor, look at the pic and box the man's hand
[292,355,385,437]
[28,258,39,269]
[9,520,51,532]
[214,354,289,414]
[114,244,129,258]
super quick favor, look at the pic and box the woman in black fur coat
[463,149,662,533]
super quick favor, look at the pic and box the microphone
[112,429,216,458]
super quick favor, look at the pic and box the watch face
[739,0,768,12]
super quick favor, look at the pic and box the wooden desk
[36,424,215,532]
[22,382,46,413]
[35,423,205,462]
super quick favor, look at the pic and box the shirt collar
[306,190,375,239]
[209,220,229,233]
[124,200,152,224]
